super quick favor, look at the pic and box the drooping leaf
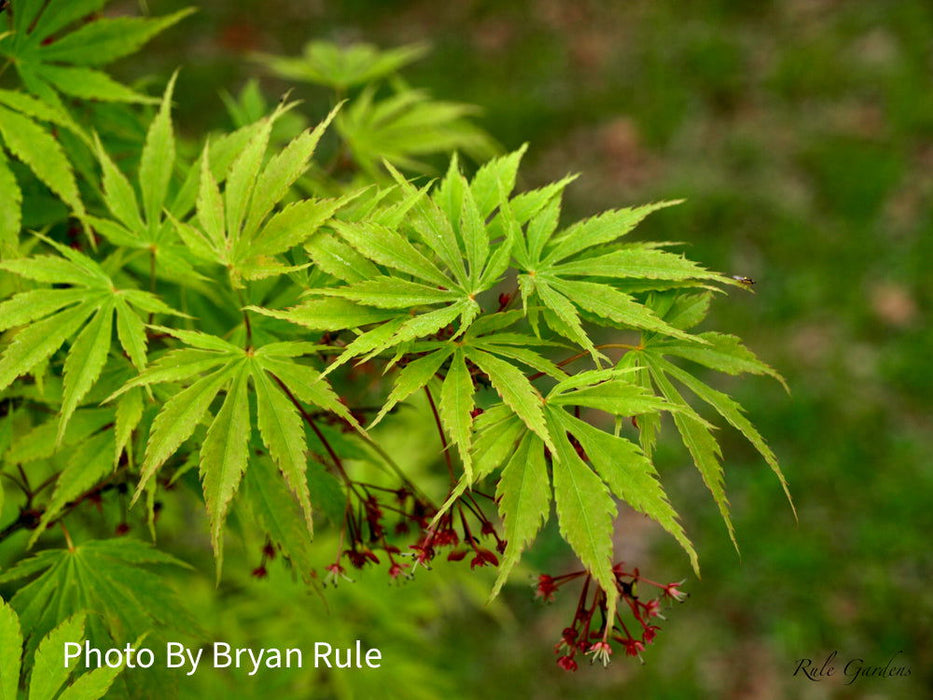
[437,349,475,476]
[491,432,551,598]
[199,366,251,574]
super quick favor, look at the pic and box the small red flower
[556,655,578,672]
[469,548,499,569]
[587,641,612,667]
[663,580,688,603]
[642,625,660,644]
[251,566,267,579]
[622,637,645,658]
[388,562,408,579]
[535,574,559,602]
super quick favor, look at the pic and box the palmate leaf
[115,332,355,573]
[199,365,251,577]
[336,85,497,175]
[0,238,178,438]
[466,369,694,599]
[0,539,193,658]
[0,0,193,106]
[552,410,699,574]
[256,40,428,90]
[367,312,565,478]
[506,194,736,353]
[175,103,347,286]
[93,73,179,246]
[279,154,528,373]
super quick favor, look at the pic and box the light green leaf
[653,356,794,518]
[471,407,527,481]
[0,104,83,214]
[258,41,428,90]
[525,194,561,264]
[28,614,85,700]
[200,367,251,575]
[646,360,737,551]
[319,277,460,308]
[244,104,340,238]
[56,663,124,700]
[58,302,114,441]
[555,246,722,281]
[249,197,346,258]
[459,181,488,285]
[332,220,451,288]
[544,200,681,263]
[371,348,452,427]
[139,71,178,231]
[39,65,154,103]
[258,357,355,426]
[652,332,787,390]
[242,457,316,579]
[38,10,194,67]
[0,302,95,394]
[549,277,699,343]
[249,298,395,331]
[107,349,230,400]
[195,144,225,252]
[527,277,592,352]
[305,232,380,282]
[554,410,699,574]
[470,144,527,218]
[491,432,550,598]
[114,386,143,466]
[253,368,314,537]
[136,366,235,498]
[0,288,87,332]
[95,134,145,235]
[549,414,617,609]
[0,599,21,700]
[114,297,148,371]
[438,350,475,477]
[0,150,23,256]
[225,109,279,241]
[550,377,671,416]
[465,348,551,450]
[29,433,114,548]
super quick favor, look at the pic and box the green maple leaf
[0,89,87,254]
[256,40,428,91]
[109,330,357,576]
[171,101,352,287]
[618,291,794,550]
[0,0,193,107]
[0,602,125,700]
[0,539,193,660]
[0,236,180,439]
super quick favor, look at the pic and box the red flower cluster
[540,562,688,671]
[317,480,504,585]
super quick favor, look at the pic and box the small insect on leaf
[731,276,756,286]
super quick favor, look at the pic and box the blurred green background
[114,1,932,697]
